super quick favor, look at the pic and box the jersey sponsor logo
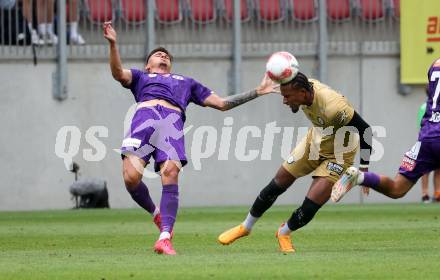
[148,74,157,78]
[172,75,184,80]
[405,141,421,160]
[327,162,344,175]
[429,112,440,122]
[122,138,141,148]
[427,17,440,43]
[287,156,295,164]
[400,156,416,171]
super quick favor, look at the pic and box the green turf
[1,204,439,279]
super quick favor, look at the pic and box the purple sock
[127,181,156,214]
[160,184,179,233]
[362,172,381,189]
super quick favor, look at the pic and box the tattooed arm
[204,89,259,111]
[204,75,279,111]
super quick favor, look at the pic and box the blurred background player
[218,72,373,253]
[332,58,440,203]
[21,0,84,45]
[67,0,85,45]
[22,0,57,45]
[418,87,440,203]
[103,21,279,255]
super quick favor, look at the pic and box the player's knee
[122,156,145,189]
[274,168,296,188]
[259,179,288,203]
[123,168,142,190]
[389,188,408,199]
[161,164,180,181]
[389,182,410,199]
[250,179,287,218]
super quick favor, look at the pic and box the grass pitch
[0,204,439,279]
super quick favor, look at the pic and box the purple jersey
[124,69,212,118]
[419,58,440,142]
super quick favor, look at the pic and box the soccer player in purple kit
[103,22,279,255]
[332,58,440,203]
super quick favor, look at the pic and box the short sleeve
[190,79,213,106]
[122,68,143,90]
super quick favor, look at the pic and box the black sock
[287,197,322,231]
[249,179,288,218]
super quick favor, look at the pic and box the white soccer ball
[266,51,299,84]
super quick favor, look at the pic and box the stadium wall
[0,56,427,210]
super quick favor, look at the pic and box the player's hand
[359,166,370,196]
[256,74,280,96]
[103,21,117,44]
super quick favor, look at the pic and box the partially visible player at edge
[103,21,279,255]
[218,71,373,253]
[418,87,440,203]
[332,58,440,203]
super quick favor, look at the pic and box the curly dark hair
[284,72,313,93]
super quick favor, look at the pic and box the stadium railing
[0,0,399,61]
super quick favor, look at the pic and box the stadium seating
[156,0,182,23]
[121,0,146,23]
[359,0,384,21]
[83,0,397,26]
[291,0,317,21]
[188,0,216,23]
[256,0,285,22]
[327,0,351,21]
[392,0,400,19]
[223,0,251,21]
[85,0,113,23]
[66,4,71,20]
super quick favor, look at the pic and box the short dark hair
[145,47,173,64]
[284,72,313,93]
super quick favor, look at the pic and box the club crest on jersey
[400,156,416,171]
[172,75,184,80]
[326,162,344,175]
[287,156,295,164]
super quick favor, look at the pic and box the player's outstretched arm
[204,74,279,111]
[103,21,132,86]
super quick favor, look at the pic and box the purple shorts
[120,105,187,172]
[398,141,440,182]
